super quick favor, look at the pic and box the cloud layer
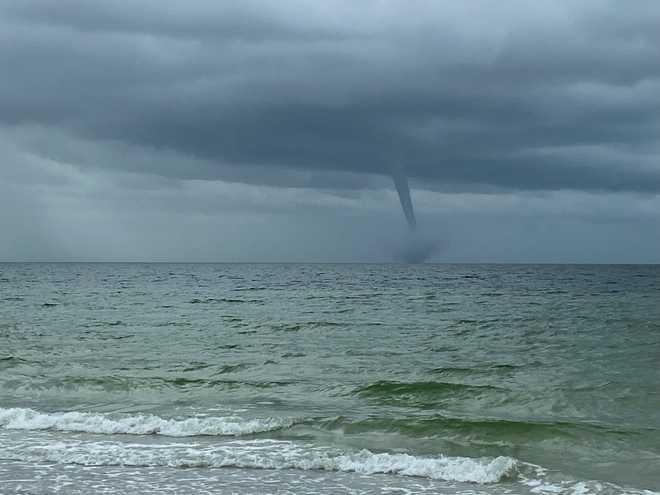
[1,1,659,261]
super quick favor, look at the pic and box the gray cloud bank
[1,1,659,261]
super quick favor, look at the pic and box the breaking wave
[0,438,519,484]
[0,407,294,437]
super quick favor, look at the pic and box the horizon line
[1,261,659,266]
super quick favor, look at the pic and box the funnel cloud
[391,164,417,231]
[391,163,439,263]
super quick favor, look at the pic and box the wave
[0,438,518,484]
[430,364,524,376]
[356,380,500,395]
[318,414,643,442]
[354,380,500,405]
[0,408,294,437]
[1,410,657,493]
[3,375,290,392]
[189,298,262,304]
[0,355,29,368]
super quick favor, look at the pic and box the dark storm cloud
[1,0,659,193]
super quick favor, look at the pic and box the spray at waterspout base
[394,230,439,263]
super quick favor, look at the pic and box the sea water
[1,263,658,494]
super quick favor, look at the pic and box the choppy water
[1,263,659,494]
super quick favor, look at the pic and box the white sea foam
[0,407,293,436]
[329,450,517,484]
[3,409,657,493]
[0,437,518,484]
[519,469,660,495]
[521,478,660,495]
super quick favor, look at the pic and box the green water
[1,263,659,494]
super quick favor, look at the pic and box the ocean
[0,263,658,494]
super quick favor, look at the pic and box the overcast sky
[1,0,659,262]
